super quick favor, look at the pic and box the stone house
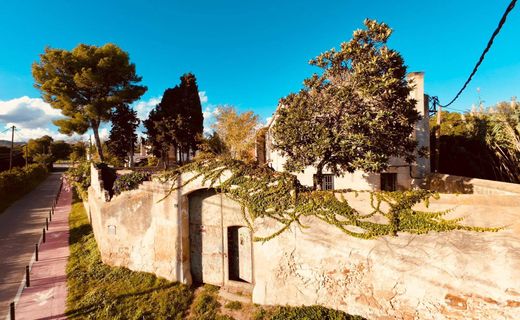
[257,72,431,191]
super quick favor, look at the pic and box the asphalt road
[0,172,63,317]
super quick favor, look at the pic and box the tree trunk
[91,121,104,162]
[313,162,325,191]
[129,140,134,167]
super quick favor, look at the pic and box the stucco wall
[87,165,520,319]
[252,193,520,319]
[426,173,520,195]
[88,179,185,282]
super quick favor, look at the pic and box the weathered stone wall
[88,165,520,319]
[426,173,520,195]
[88,179,185,282]
[252,193,520,319]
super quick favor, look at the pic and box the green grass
[253,305,366,320]
[66,189,193,319]
[224,301,243,310]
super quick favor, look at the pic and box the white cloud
[0,127,85,142]
[199,91,208,104]
[0,96,63,129]
[133,96,161,121]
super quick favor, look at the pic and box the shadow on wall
[96,163,117,198]
[426,174,474,194]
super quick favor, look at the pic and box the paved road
[0,172,63,317]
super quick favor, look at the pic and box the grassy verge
[66,189,193,319]
[252,305,366,320]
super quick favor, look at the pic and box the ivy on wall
[159,155,501,242]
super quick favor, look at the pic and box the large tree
[50,140,72,160]
[272,19,421,189]
[107,104,140,165]
[26,135,53,159]
[144,73,203,165]
[212,106,259,161]
[32,43,147,161]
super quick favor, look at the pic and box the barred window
[321,174,334,190]
[380,173,397,191]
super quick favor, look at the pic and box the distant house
[257,72,430,191]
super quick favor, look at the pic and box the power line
[440,0,517,108]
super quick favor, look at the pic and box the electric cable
[440,0,517,108]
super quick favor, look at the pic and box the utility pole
[9,125,15,171]
[24,145,28,169]
[434,104,442,173]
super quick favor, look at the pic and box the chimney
[407,72,431,181]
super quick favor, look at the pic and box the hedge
[0,164,48,213]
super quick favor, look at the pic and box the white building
[259,72,430,191]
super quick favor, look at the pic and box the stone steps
[219,281,253,303]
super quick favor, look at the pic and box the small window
[380,173,397,191]
[314,174,334,190]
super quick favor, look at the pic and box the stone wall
[87,165,520,319]
[88,178,185,282]
[426,173,520,195]
[253,193,520,319]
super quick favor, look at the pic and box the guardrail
[5,177,63,320]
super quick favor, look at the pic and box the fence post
[42,228,46,243]
[25,266,30,287]
[9,302,14,320]
[35,243,38,261]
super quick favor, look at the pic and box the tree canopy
[32,43,147,161]
[26,135,53,159]
[271,19,421,189]
[144,73,203,165]
[50,140,72,160]
[212,106,259,161]
[107,104,140,165]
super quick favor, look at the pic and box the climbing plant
[160,155,500,242]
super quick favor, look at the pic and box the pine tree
[32,43,146,161]
[144,73,203,165]
[107,104,140,166]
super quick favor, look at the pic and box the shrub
[65,161,91,200]
[113,171,151,196]
[0,164,48,213]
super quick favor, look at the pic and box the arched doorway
[188,189,224,286]
[188,189,253,287]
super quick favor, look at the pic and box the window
[322,174,334,190]
[380,173,397,191]
[313,174,334,190]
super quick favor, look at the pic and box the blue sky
[0,0,519,141]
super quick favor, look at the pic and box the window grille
[380,173,397,191]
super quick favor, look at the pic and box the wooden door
[189,189,224,286]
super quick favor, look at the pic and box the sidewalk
[13,179,71,320]
[0,173,65,317]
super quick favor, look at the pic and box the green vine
[158,155,501,242]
